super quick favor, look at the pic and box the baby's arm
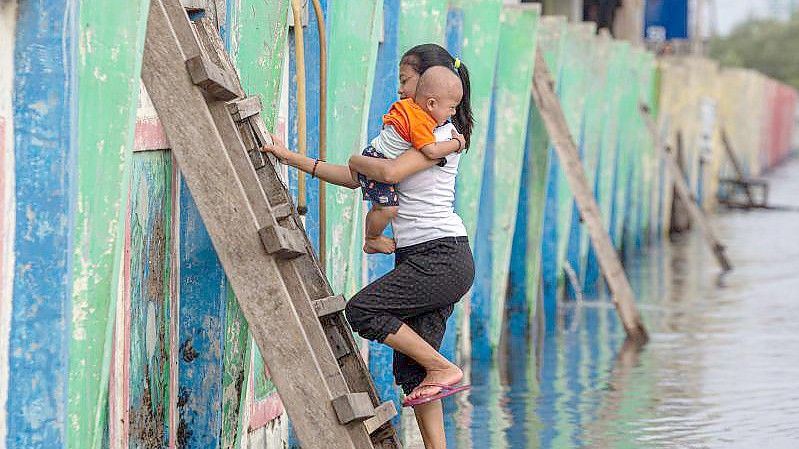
[418,129,466,159]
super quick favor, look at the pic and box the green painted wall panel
[221,284,250,449]
[128,151,173,449]
[68,1,151,446]
[554,24,589,285]
[526,16,566,313]
[451,0,503,239]
[576,28,607,277]
[326,0,382,295]
[232,0,290,130]
[487,4,540,346]
[398,0,448,53]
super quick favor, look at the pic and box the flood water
[440,159,799,449]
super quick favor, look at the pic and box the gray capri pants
[345,236,475,394]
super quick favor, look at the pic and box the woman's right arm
[261,134,360,189]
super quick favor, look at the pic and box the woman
[262,44,474,449]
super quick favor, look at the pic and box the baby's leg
[364,205,398,254]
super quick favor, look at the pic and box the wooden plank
[7,0,77,445]
[720,129,757,207]
[68,0,152,446]
[229,96,263,122]
[128,152,173,449]
[532,48,648,344]
[140,2,378,447]
[313,295,347,317]
[640,104,733,272]
[363,402,397,435]
[332,393,375,424]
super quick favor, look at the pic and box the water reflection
[444,160,799,449]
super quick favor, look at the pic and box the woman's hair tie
[454,58,461,69]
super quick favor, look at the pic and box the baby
[358,66,466,254]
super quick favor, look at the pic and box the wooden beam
[640,104,733,272]
[531,48,648,344]
[720,129,757,207]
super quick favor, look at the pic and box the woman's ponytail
[452,61,473,150]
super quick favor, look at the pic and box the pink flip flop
[402,382,471,408]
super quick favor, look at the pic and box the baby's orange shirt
[382,98,437,150]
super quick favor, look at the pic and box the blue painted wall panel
[439,7,465,364]
[7,1,78,446]
[470,76,498,363]
[541,148,559,333]
[365,0,401,421]
[176,179,227,448]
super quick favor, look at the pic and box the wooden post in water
[720,128,757,207]
[640,104,733,272]
[531,48,648,345]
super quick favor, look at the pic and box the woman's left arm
[349,149,439,184]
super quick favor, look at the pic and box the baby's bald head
[414,66,463,125]
[415,66,463,101]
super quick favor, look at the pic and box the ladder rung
[313,295,346,317]
[272,203,293,221]
[323,325,352,359]
[228,96,262,121]
[248,149,267,170]
[258,223,306,259]
[248,114,272,147]
[331,393,375,425]
[185,55,239,101]
[364,401,397,434]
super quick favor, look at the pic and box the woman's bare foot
[406,364,464,401]
[364,235,396,254]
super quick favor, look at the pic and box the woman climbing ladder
[262,44,474,449]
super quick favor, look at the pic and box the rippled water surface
[437,160,799,449]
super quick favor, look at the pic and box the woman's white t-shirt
[391,122,468,248]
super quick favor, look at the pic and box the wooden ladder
[140,1,401,448]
